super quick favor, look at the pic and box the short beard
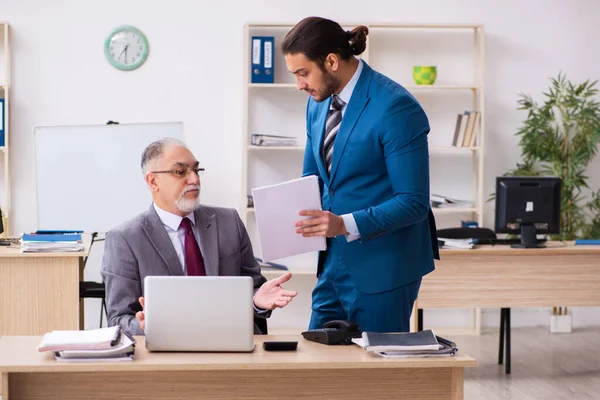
[176,185,201,214]
[315,69,340,102]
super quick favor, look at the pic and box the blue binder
[251,36,263,83]
[250,36,274,84]
[0,98,4,147]
[262,36,274,83]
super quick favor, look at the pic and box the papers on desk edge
[251,175,326,262]
[37,326,135,362]
[352,330,458,358]
[438,237,474,249]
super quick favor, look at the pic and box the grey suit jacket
[101,204,268,336]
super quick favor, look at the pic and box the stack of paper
[251,175,326,262]
[21,233,84,252]
[438,237,474,249]
[37,326,135,362]
[353,330,458,358]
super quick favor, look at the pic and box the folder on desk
[251,175,326,262]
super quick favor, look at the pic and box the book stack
[21,233,84,252]
[37,326,135,362]
[431,194,472,209]
[452,111,481,147]
[355,330,458,358]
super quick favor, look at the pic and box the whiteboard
[34,122,184,232]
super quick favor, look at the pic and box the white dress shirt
[333,59,364,242]
[153,203,265,312]
[153,203,201,274]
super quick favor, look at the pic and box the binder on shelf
[262,36,274,83]
[250,36,274,84]
[251,36,263,83]
[0,98,5,147]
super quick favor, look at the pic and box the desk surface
[0,335,476,373]
[440,241,600,256]
[0,234,92,258]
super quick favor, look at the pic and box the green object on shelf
[413,66,437,85]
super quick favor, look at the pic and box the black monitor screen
[495,176,561,247]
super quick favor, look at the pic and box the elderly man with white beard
[101,138,296,336]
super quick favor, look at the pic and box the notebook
[37,326,121,352]
[361,330,441,352]
[251,175,327,262]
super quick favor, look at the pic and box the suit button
[329,189,334,196]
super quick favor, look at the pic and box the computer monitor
[495,176,561,248]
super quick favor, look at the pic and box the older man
[101,138,296,336]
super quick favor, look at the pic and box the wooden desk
[0,236,92,335]
[0,335,476,400]
[420,242,600,308]
[416,241,600,373]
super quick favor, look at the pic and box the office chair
[79,281,107,328]
[79,233,108,328]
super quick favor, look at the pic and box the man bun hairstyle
[281,17,369,69]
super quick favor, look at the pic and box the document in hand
[251,175,326,262]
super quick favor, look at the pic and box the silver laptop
[144,275,255,352]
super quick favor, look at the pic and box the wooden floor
[454,326,600,400]
[1,326,598,400]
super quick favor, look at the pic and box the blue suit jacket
[303,61,439,294]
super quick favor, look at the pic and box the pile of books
[21,232,84,252]
[354,329,458,358]
[37,326,135,362]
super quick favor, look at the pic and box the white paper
[252,175,327,262]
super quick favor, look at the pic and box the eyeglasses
[151,167,205,179]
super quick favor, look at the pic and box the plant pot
[413,66,437,85]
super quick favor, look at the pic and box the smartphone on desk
[301,320,362,345]
[263,341,298,351]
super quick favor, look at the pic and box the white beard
[176,185,201,213]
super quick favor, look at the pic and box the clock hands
[119,44,129,63]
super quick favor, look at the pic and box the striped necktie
[322,95,346,174]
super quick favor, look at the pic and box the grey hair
[141,137,187,175]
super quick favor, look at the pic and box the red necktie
[180,217,206,276]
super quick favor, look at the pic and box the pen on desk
[436,335,456,348]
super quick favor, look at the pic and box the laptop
[143,275,255,352]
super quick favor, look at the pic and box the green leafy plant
[499,73,600,239]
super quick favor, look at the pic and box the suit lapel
[142,205,184,276]
[329,63,372,185]
[313,97,332,182]
[195,207,219,276]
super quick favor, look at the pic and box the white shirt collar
[153,203,196,231]
[336,58,363,106]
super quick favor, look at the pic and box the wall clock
[104,25,149,71]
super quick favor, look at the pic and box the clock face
[104,26,149,71]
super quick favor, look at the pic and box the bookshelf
[0,22,10,238]
[242,23,485,333]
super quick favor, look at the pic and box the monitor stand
[511,224,545,249]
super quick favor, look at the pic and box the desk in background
[0,235,92,335]
[416,241,600,373]
[0,335,476,400]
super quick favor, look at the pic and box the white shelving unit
[242,22,485,333]
[0,22,11,238]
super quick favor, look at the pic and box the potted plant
[501,73,600,240]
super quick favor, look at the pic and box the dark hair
[281,17,368,69]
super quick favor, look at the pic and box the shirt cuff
[341,213,361,242]
[253,294,269,316]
